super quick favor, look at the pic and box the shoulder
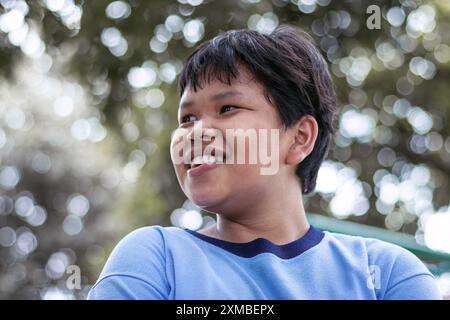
[334,233,431,276]
[99,225,188,273]
[323,231,441,299]
[88,225,188,300]
[105,226,165,263]
[323,231,425,265]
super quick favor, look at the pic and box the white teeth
[190,155,219,167]
[205,155,217,165]
[192,156,204,165]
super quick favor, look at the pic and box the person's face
[170,66,293,214]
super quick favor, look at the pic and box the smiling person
[87,25,442,300]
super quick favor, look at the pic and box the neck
[202,179,310,245]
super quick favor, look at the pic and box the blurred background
[0,0,450,299]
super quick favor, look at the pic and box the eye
[220,105,239,114]
[180,114,197,124]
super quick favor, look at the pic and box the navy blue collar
[184,225,324,259]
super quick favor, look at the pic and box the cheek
[170,127,190,163]
[226,163,266,187]
[173,163,185,181]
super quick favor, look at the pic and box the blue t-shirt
[87,225,442,300]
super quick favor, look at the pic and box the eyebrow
[179,90,243,110]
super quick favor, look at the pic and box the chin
[186,189,227,212]
[189,194,222,209]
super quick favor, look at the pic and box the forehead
[179,65,264,106]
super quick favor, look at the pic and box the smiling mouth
[187,155,225,170]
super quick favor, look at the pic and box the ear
[285,115,319,166]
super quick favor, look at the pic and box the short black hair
[178,25,338,195]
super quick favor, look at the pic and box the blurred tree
[0,0,449,298]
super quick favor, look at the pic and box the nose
[186,120,216,143]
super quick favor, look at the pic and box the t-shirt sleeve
[87,226,170,300]
[376,243,442,300]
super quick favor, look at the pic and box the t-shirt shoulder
[323,231,442,299]
[87,225,171,299]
